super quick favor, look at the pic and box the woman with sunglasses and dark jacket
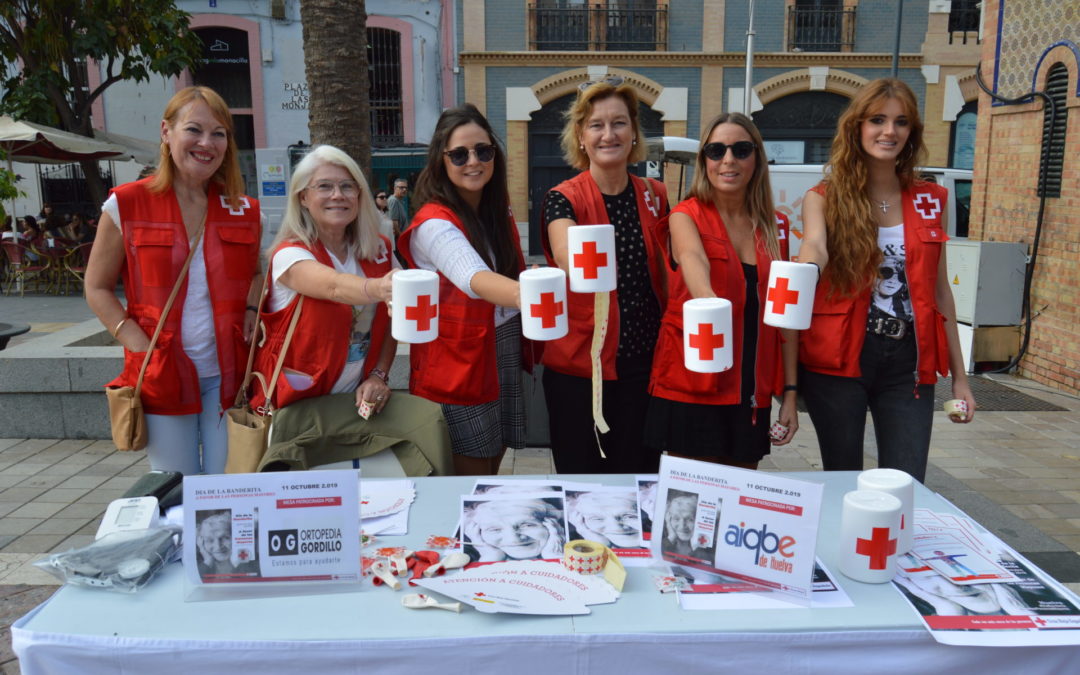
[398,104,526,476]
[540,78,668,475]
[796,78,974,483]
[643,113,798,469]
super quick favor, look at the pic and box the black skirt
[643,397,772,463]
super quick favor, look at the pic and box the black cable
[970,62,1057,375]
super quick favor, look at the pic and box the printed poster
[183,470,361,585]
[652,455,823,602]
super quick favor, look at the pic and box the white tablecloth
[13,473,1080,674]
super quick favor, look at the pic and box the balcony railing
[948,1,981,45]
[528,2,667,51]
[787,6,856,52]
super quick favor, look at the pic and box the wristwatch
[369,367,389,383]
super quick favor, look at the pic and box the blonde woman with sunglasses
[398,104,527,476]
[643,113,798,470]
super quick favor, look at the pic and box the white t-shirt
[409,218,520,326]
[270,245,380,394]
[874,223,912,321]
[104,194,218,378]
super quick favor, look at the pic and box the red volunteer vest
[649,199,789,406]
[108,179,260,415]
[398,202,526,405]
[248,236,394,411]
[799,181,950,383]
[539,171,668,379]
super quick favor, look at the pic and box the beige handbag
[106,221,205,451]
[225,295,303,473]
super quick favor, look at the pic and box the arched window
[754,91,849,164]
[1039,63,1068,199]
[949,99,977,170]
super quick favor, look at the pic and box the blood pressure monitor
[96,496,161,540]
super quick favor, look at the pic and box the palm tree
[300,0,372,177]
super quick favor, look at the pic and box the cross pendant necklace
[879,200,890,214]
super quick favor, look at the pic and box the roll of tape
[562,540,607,575]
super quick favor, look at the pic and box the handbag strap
[234,270,272,408]
[134,215,206,397]
[256,296,303,414]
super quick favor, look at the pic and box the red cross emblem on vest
[374,244,389,264]
[689,323,725,360]
[913,193,941,220]
[530,291,564,328]
[767,277,800,315]
[573,241,608,280]
[219,195,251,216]
[855,527,897,570]
[406,294,438,331]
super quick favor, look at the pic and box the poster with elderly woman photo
[652,455,824,602]
[461,494,568,563]
[565,487,651,562]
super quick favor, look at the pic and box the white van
[768,164,974,260]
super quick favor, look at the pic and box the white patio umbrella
[0,116,128,231]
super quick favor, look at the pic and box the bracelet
[783,385,798,393]
[369,367,389,383]
[363,278,372,299]
[245,305,258,313]
[112,317,128,337]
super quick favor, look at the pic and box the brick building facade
[971,0,1080,393]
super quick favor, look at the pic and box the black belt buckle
[868,315,907,340]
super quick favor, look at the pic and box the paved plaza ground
[2,292,1080,673]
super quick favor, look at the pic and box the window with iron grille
[368,27,403,146]
[1038,63,1068,199]
[788,0,855,52]
[530,1,666,51]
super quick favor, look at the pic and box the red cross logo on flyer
[689,323,725,360]
[530,292,564,328]
[219,195,251,216]
[913,193,941,220]
[855,527,897,570]
[767,277,800,315]
[573,241,608,280]
[406,295,438,331]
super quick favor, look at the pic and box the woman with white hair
[247,145,452,475]
[462,498,566,562]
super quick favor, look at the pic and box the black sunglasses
[702,141,756,161]
[879,266,906,282]
[443,143,496,166]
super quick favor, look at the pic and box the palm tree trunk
[300,0,372,178]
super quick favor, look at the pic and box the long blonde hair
[688,113,781,260]
[822,78,926,296]
[271,145,382,262]
[151,86,245,208]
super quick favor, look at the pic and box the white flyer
[652,456,823,602]
[674,559,854,610]
[183,470,361,585]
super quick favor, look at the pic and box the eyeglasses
[702,141,756,161]
[307,180,360,197]
[443,143,496,167]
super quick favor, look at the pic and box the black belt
[866,314,911,340]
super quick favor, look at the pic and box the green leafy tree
[0,0,202,205]
[301,0,371,177]
[0,149,25,229]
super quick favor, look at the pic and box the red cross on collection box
[682,297,733,373]
[764,261,817,330]
[519,267,569,341]
[567,224,616,293]
[391,269,440,344]
[839,490,903,584]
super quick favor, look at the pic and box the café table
[12,472,1080,674]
